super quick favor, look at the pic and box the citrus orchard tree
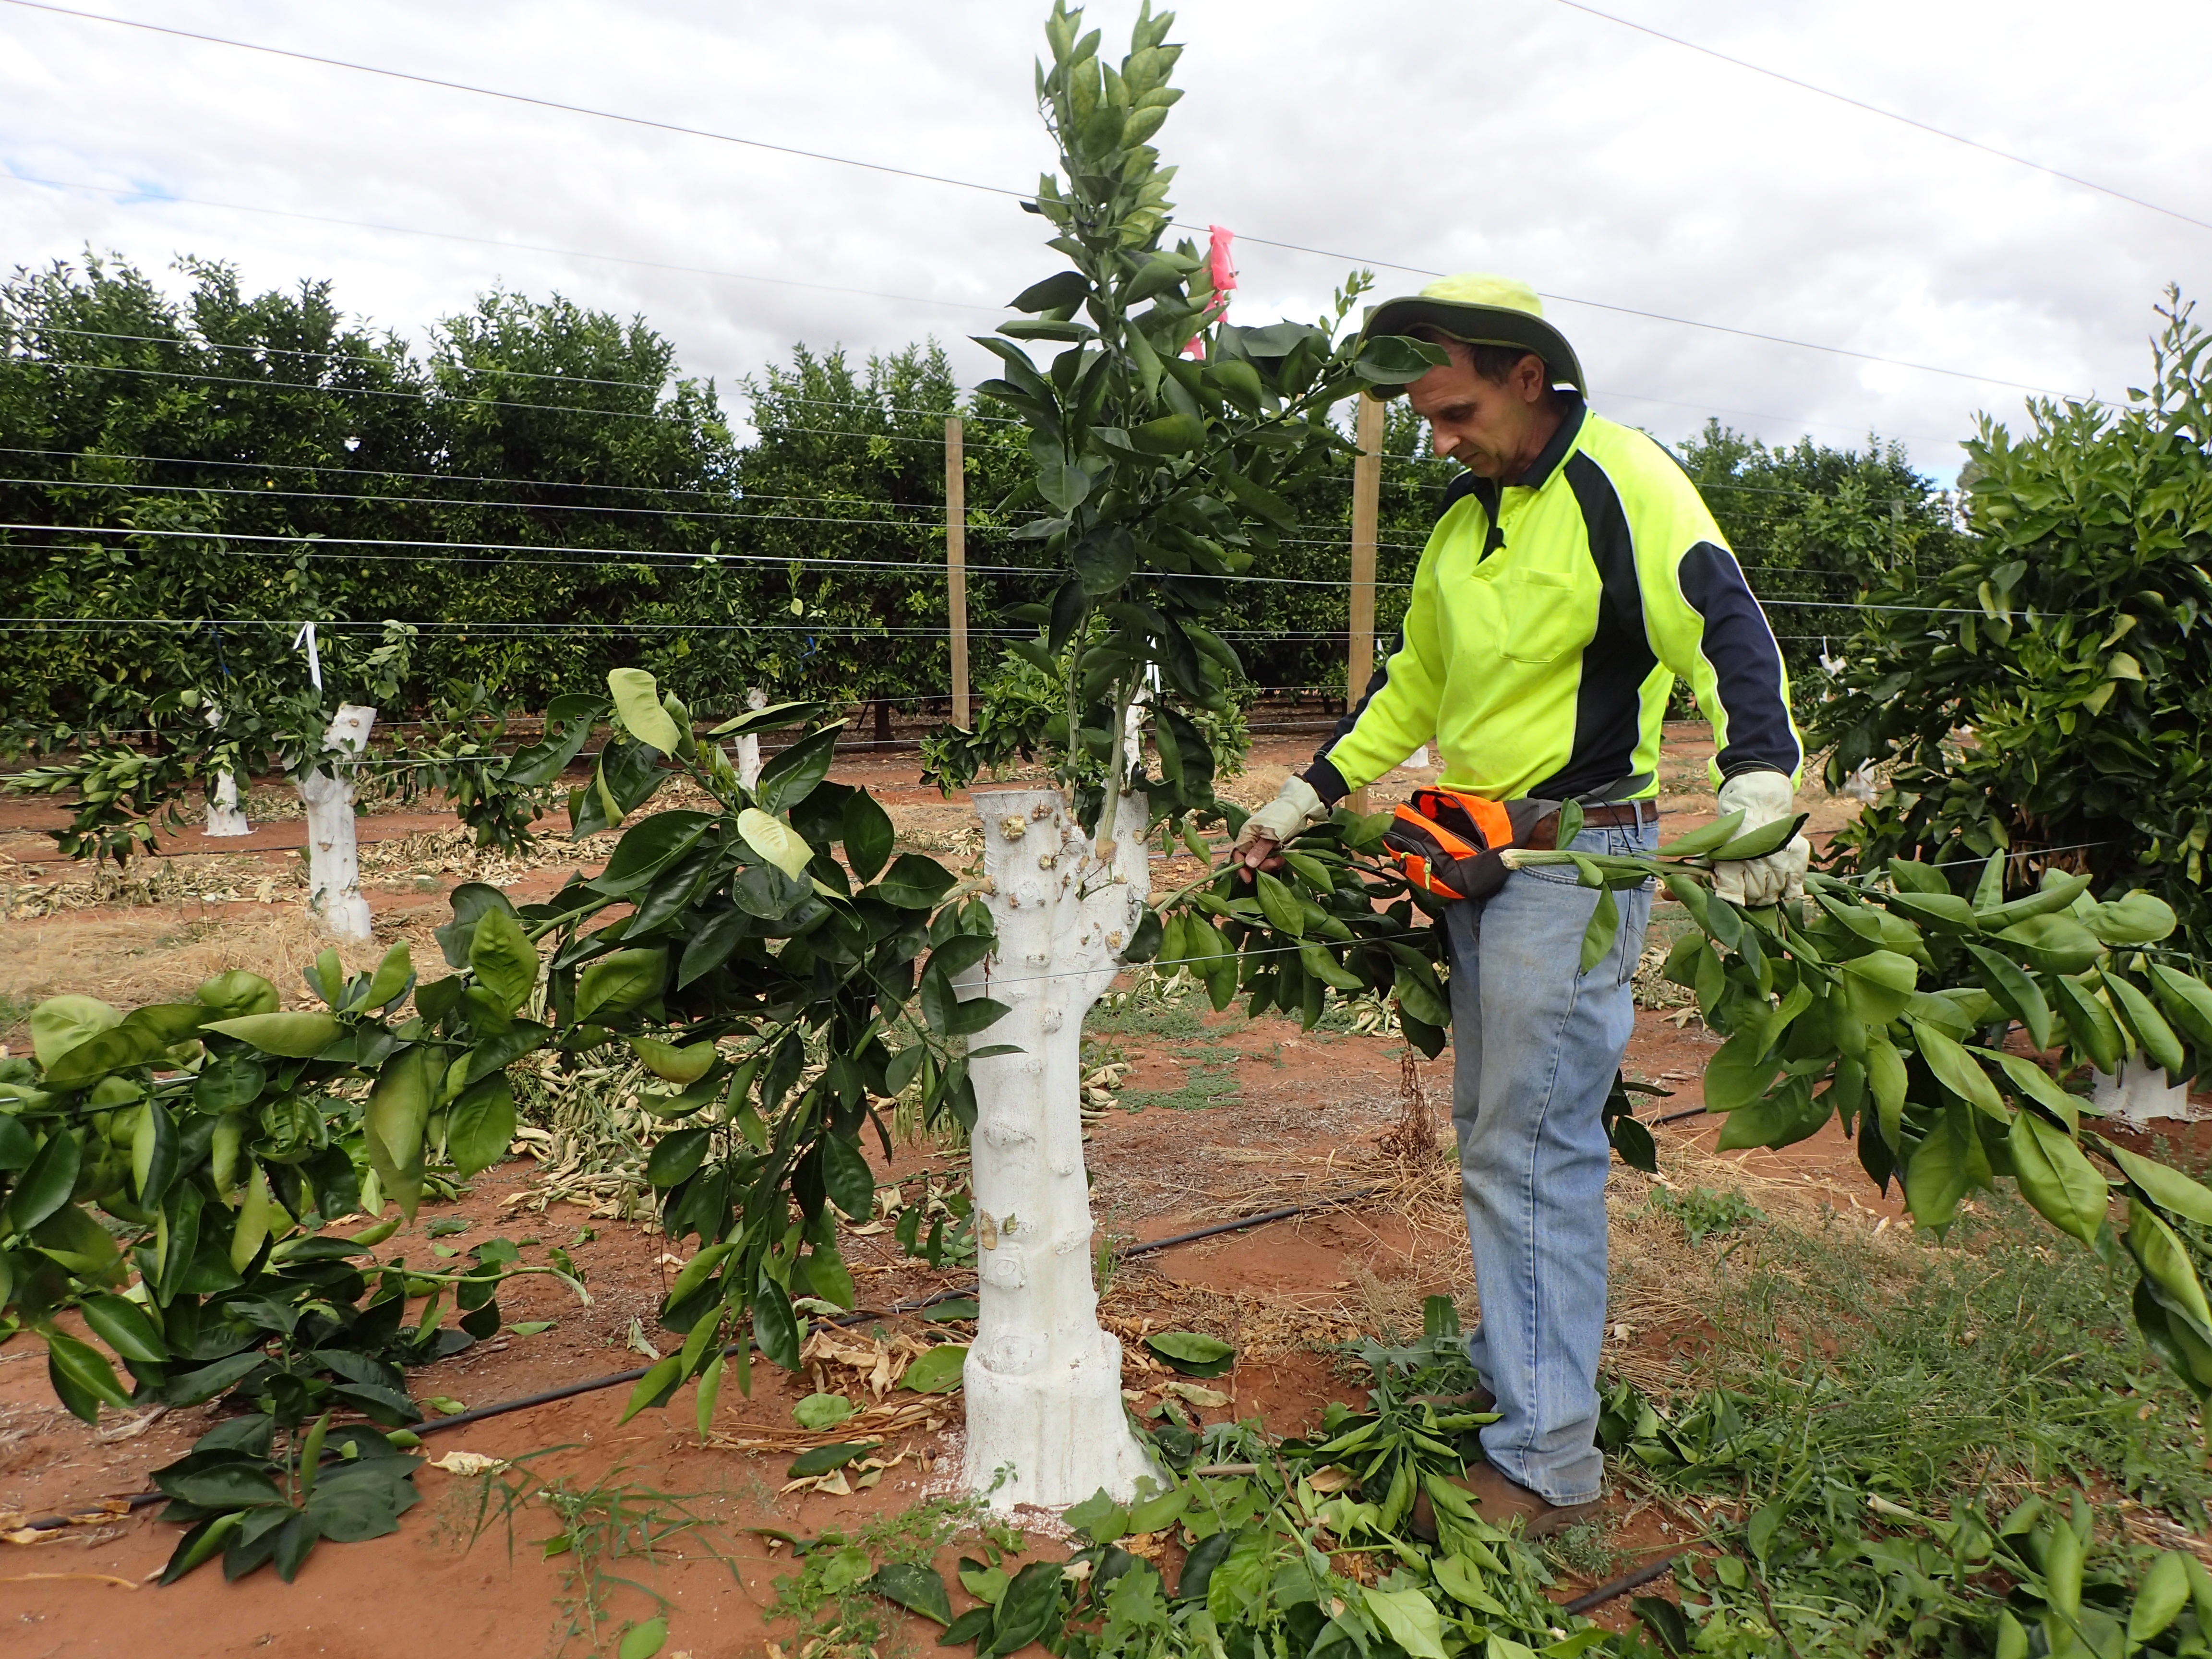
[1815,288,2212,958]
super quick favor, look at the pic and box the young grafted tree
[919,0,1441,1504]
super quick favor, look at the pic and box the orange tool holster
[1382,786,1549,904]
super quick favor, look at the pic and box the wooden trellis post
[1345,395,1384,816]
[947,417,971,729]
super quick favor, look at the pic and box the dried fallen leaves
[1,1500,132,1547]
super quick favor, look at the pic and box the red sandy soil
[0,726,2188,1654]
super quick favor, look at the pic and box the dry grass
[0,846,291,922]
[1603,1132,1923,1394]
[1190,1132,1463,1233]
[0,902,373,1016]
[1099,1260,1398,1362]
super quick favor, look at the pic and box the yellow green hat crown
[1356,273,1584,397]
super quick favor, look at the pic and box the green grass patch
[1115,1062,1240,1113]
[1682,1190,2212,1525]
[1083,998,1216,1041]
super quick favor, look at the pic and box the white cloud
[4,0,2208,481]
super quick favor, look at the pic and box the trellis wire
[0,4,2100,403]
[15,326,1022,419]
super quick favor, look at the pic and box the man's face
[1407,349,1549,480]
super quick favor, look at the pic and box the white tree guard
[735,687,769,792]
[2093,1051,2192,1125]
[956,784,1161,1510]
[202,701,250,837]
[205,768,251,838]
[299,704,377,942]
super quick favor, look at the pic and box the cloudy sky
[4,0,2209,484]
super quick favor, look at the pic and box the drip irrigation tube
[1560,1548,1692,1615]
[16,1181,1380,1533]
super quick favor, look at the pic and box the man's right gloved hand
[1232,775,1328,871]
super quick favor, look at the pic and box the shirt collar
[1510,394,1587,491]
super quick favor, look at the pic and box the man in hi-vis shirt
[1236,275,1807,1533]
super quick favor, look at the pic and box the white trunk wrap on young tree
[957,784,1160,1510]
[2093,1052,2191,1125]
[735,687,769,791]
[202,701,250,837]
[205,768,251,838]
[298,704,376,943]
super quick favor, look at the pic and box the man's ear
[1512,352,1549,405]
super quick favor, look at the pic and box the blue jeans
[1442,817,1657,1503]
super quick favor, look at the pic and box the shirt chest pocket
[1495,568,1592,664]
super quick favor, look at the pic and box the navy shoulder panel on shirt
[1525,453,1658,800]
[1677,541,1803,778]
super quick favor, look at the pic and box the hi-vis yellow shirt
[1305,397,1804,806]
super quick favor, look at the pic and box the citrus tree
[1815,288,2212,957]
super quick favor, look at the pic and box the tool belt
[1382,784,1653,903]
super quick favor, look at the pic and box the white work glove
[1709,769,1810,907]
[1233,775,1328,869]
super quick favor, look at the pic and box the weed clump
[1648,1183,1766,1246]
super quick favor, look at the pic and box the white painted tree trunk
[202,701,250,837]
[956,783,1160,1510]
[205,768,251,837]
[298,704,376,943]
[2093,1052,2192,1125]
[735,687,768,791]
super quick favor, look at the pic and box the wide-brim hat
[1356,273,1585,397]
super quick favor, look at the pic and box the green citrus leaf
[900,1345,968,1393]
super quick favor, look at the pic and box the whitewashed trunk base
[958,784,1162,1511]
[204,770,251,837]
[2093,1052,2191,1125]
[300,704,376,943]
[203,702,250,836]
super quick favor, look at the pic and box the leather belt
[1518,800,1655,852]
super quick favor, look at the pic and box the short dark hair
[1408,325,1545,386]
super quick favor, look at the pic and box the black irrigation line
[9,1130,1737,1616]
[14,1184,1386,1536]
[1561,1548,1694,1615]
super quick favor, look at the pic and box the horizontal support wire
[0,474,1429,549]
[18,356,714,426]
[17,326,1019,419]
[0,615,1416,641]
[0,1,2098,403]
[0,519,1411,578]
[0,168,1012,319]
[0,441,1949,515]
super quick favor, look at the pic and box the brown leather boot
[1409,1464,1601,1542]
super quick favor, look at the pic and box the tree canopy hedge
[1814,288,2212,955]
[6,252,1953,759]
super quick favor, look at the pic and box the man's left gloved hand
[1232,775,1328,871]
[1709,769,1810,906]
